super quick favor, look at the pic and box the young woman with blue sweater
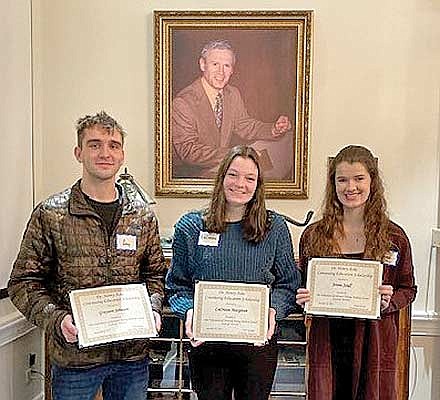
[166,145,300,400]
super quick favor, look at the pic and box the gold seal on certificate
[305,258,383,319]
[193,281,269,344]
[69,284,158,348]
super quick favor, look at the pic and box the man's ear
[199,57,206,72]
[74,146,82,163]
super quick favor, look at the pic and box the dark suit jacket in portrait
[172,78,274,178]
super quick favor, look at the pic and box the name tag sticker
[116,234,137,251]
[198,232,220,247]
[384,250,398,267]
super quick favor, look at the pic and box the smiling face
[335,161,371,212]
[223,156,258,210]
[199,48,234,90]
[74,125,124,185]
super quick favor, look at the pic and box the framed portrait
[154,10,313,198]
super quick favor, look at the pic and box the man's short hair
[76,111,126,147]
[200,39,236,65]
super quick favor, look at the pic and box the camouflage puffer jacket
[8,180,167,368]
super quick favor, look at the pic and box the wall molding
[0,309,35,348]
[411,311,440,337]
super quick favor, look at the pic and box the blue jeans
[51,358,149,400]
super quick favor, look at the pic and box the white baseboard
[0,306,35,348]
[32,392,44,400]
[411,311,440,337]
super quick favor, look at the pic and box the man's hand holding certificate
[69,284,158,348]
[304,258,383,319]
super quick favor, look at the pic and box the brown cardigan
[299,221,417,400]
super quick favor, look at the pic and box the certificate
[69,284,158,348]
[305,258,383,319]
[193,281,269,344]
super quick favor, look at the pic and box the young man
[8,111,167,400]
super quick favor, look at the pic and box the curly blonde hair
[204,145,269,243]
[306,145,391,261]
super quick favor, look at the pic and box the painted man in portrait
[172,39,293,179]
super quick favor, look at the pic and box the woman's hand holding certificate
[192,281,270,344]
[303,258,383,319]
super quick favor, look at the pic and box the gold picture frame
[154,10,313,198]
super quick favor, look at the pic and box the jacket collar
[68,179,131,217]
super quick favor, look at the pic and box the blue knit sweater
[166,211,300,320]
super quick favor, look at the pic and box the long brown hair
[307,145,391,260]
[204,145,269,242]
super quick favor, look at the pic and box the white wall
[0,0,33,288]
[6,0,439,398]
[0,1,43,399]
[0,300,43,400]
[32,0,440,310]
